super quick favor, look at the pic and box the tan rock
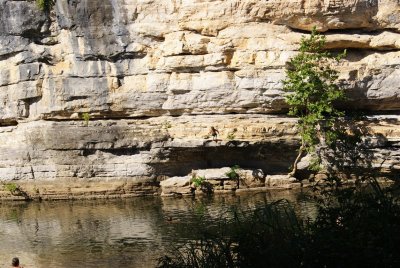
[160,176,193,196]
[0,0,399,199]
[265,175,298,188]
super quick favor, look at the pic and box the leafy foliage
[158,182,400,268]
[81,112,91,127]
[3,182,31,199]
[36,0,55,12]
[4,183,18,194]
[226,128,237,140]
[283,27,346,175]
[226,133,235,140]
[225,165,240,180]
[191,175,214,194]
[191,176,206,188]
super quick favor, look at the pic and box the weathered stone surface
[0,0,400,124]
[193,168,232,181]
[265,175,300,189]
[160,176,193,196]
[0,115,300,190]
[0,1,400,198]
[239,169,266,188]
[0,113,399,199]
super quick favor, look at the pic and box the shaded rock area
[0,1,400,199]
[159,168,300,197]
[0,114,399,200]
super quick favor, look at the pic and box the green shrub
[226,128,237,140]
[225,165,240,180]
[282,27,346,177]
[191,176,206,188]
[4,182,18,194]
[158,180,400,268]
[81,112,91,126]
[36,0,55,12]
[3,182,31,199]
[226,133,235,140]
[191,175,213,194]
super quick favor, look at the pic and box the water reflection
[0,189,315,268]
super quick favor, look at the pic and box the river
[0,189,315,268]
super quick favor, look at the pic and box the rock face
[0,0,399,199]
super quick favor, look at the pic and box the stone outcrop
[0,0,399,199]
[159,168,300,197]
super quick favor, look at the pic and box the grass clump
[36,0,55,12]
[158,180,400,267]
[225,165,240,180]
[191,176,206,188]
[191,175,213,194]
[4,182,19,194]
[81,112,91,127]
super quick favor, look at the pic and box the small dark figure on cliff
[11,257,23,268]
[209,126,219,141]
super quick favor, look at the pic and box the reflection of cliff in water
[0,190,316,268]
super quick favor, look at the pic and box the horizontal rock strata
[0,115,399,199]
[0,0,399,199]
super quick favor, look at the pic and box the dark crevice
[287,26,399,35]
[25,96,42,106]
[0,120,18,127]
[66,96,88,101]
[37,55,55,65]
[20,96,42,118]
[35,109,400,123]
[141,35,165,42]
[164,52,209,57]
[99,148,141,156]
[181,28,218,38]
[330,46,399,53]
[0,51,23,61]
[21,29,44,39]
[82,52,146,62]
[149,143,298,177]
[288,27,400,50]
[109,52,146,61]
[20,28,53,46]
[166,65,230,73]
[79,149,96,156]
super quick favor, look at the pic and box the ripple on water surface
[0,190,316,268]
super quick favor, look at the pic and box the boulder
[159,176,193,196]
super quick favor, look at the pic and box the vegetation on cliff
[158,181,400,268]
[36,0,55,12]
[157,29,400,268]
[282,28,346,177]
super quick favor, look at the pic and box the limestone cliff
[0,0,399,199]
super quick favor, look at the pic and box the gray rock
[0,0,399,199]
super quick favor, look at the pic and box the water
[0,190,315,268]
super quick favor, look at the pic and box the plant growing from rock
[226,165,241,188]
[3,182,31,199]
[158,182,400,268]
[225,165,241,180]
[226,128,237,140]
[227,133,235,140]
[282,27,346,177]
[162,121,172,129]
[81,112,91,127]
[191,175,206,188]
[191,175,213,194]
[4,182,18,194]
[36,0,55,12]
